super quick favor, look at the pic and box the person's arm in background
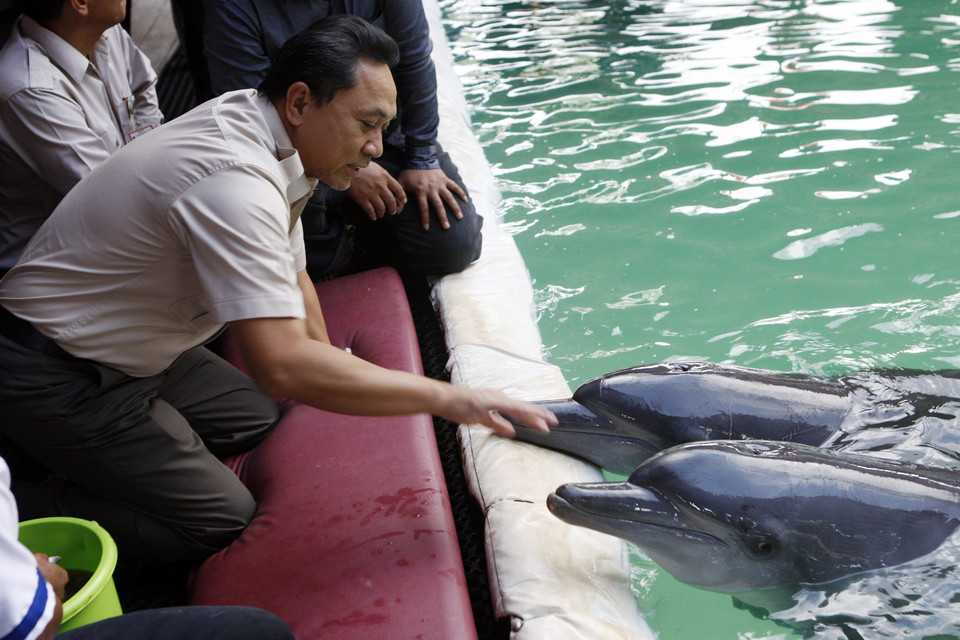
[0,88,115,198]
[0,458,67,640]
[116,25,164,128]
[203,0,304,95]
[382,0,469,229]
[202,0,274,95]
[380,0,440,172]
[34,554,67,640]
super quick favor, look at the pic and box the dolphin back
[575,362,852,450]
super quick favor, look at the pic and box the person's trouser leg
[58,606,294,640]
[0,338,278,562]
[153,347,279,458]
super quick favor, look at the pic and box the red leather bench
[188,267,477,640]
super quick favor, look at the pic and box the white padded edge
[423,3,654,638]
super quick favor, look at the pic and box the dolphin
[547,440,960,593]
[512,361,853,474]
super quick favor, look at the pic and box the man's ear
[283,82,312,126]
[68,0,90,17]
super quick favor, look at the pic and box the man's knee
[401,200,484,276]
[216,391,280,454]
[172,488,257,560]
[425,153,484,274]
[429,211,483,274]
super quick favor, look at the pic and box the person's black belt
[0,304,70,358]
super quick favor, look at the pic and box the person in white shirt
[0,454,62,640]
[1,454,297,640]
[0,0,162,272]
[0,15,554,563]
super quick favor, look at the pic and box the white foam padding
[423,2,655,638]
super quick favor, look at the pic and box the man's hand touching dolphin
[232,314,555,439]
[430,386,554,438]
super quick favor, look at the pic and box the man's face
[292,60,397,189]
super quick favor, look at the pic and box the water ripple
[442,0,960,632]
[773,223,885,260]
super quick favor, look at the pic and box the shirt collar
[17,15,98,84]
[255,94,317,231]
[255,94,316,206]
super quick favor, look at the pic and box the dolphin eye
[754,537,778,556]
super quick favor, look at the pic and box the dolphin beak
[510,400,660,475]
[509,398,608,450]
[548,481,679,530]
[549,480,735,592]
[511,399,606,434]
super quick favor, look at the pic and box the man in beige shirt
[0,16,554,562]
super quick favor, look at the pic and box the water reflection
[443,0,960,390]
[442,0,960,635]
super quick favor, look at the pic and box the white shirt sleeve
[0,86,113,197]
[115,26,162,127]
[101,25,163,138]
[0,459,57,640]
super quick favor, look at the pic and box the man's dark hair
[16,0,65,23]
[259,14,400,106]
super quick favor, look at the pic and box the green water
[440,0,960,638]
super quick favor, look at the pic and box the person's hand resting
[346,162,407,220]
[437,387,556,438]
[35,553,68,603]
[399,168,468,231]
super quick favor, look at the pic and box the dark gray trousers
[0,335,279,562]
[58,606,294,640]
[304,143,484,278]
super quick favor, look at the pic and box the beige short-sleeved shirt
[0,16,163,269]
[0,90,315,377]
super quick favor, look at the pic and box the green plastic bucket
[18,516,122,631]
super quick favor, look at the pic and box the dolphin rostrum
[512,361,853,474]
[547,440,960,593]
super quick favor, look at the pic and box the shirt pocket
[86,119,120,154]
[168,294,214,331]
